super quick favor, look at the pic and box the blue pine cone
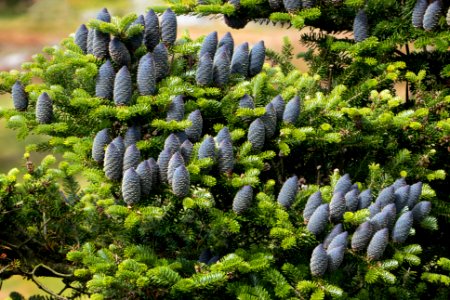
[282,96,300,124]
[303,191,323,222]
[122,167,141,205]
[95,60,115,100]
[392,211,413,244]
[232,185,253,214]
[12,81,28,111]
[36,92,53,124]
[172,165,190,197]
[247,118,265,152]
[277,175,299,208]
[367,228,389,260]
[351,221,374,251]
[307,203,330,236]
[137,53,156,96]
[310,244,328,277]
[161,8,177,46]
[104,142,123,181]
[113,66,132,106]
[92,128,111,163]
[144,9,160,52]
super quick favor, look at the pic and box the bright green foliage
[0,4,450,300]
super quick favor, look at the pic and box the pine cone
[92,128,111,163]
[333,173,352,194]
[370,211,389,231]
[136,160,153,195]
[368,202,381,218]
[93,30,110,60]
[353,9,369,42]
[122,167,141,205]
[147,157,159,186]
[392,211,413,244]
[307,203,329,236]
[283,0,301,13]
[185,109,203,142]
[126,15,144,53]
[153,43,169,81]
[157,148,172,184]
[323,223,343,249]
[223,14,248,29]
[137,53,156,95]
[232,185,253,214]
[174,131,188,144]
[172,165,190,197]
[213,47,231,87]
[123,144,141,172]
[249,41,265,77]
[412,201,431,223]
[230,42,249,77]
[218,138,234,174]
[303,191,323,222]
[218,32,234,59]
[199,31,218,59]
[330,191,346,223]
[109,37,131,67]
[277,175,299,208]
[407,182,422,208]
[95,60,115,100]
[36,92,53,124]
[327,245,345,272]
[282,96,300,124]
[12,81,28,111]
[74,24,88,54]
[112,136,125,156]
[144,9,160,52]
[310,244,328,277]
[345,189,359,212]
[180,139,194,164]
[96,8,111,22]
[375,186,395,208]
[166,95,185,122]
[104,142,123,181]
[247,118,265,152]
[367,228,389,260]
[423,0,443,31]
[261,102,277,139]
[161,8,177,46]
[164,133,181,155]
[87,29,94,54]
[168,152,185,185]
[198,136,216,160]
[381,203,396,230]
[351,221,374,251]
[215,127,231,145]
[394,185,410,212]
[328,231,348,250]
[270,95,285,122]
[358,188,372,209]
[196,54,214,86]
[124,125,141,148]
[113,66,132,106]
[392,177,407,190]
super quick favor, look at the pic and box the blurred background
[0,0,305,297]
